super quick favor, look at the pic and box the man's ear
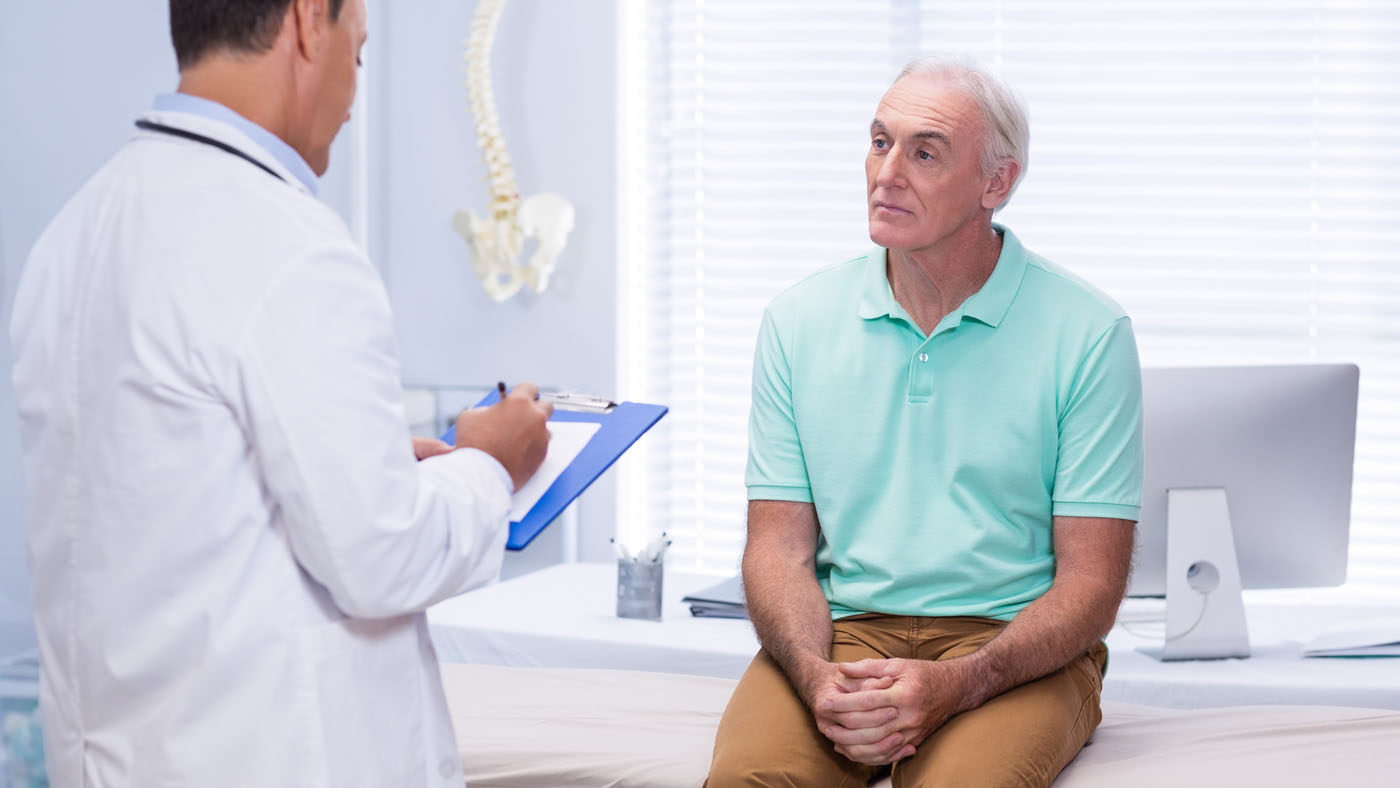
[982,158,1020,210]
[291,0,331,62]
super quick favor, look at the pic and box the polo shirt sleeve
[1052,316,1144,521]
[746,308,814,502]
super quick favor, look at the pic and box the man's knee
[707,756,871,788]
[707,711,847,788]
[704,759,798,788]
[708,649,887,787]
[894,742,1070,788]
[893,654,1102,787]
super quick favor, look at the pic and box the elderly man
[706,56,1143,787]
[10,1,552,785]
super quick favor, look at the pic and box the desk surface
[430,563,759,679]
[428,563,1400,710]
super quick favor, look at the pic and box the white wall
[369,0,618,576]
[0,0,619,657]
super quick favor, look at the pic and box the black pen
[497,380,508,402]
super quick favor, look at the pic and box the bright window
[618,0,1400,598]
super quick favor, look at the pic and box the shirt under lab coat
[10,104,512,787]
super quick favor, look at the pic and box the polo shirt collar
[961,223,1028,327]
[856,222,1029,329]
[856,246,897,320]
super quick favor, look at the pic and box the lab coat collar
[142,94,319,196]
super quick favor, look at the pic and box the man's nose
[874,147,904,187]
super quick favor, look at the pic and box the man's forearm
[951,576,1120,712]
[947,515,1132,712]
[743,551,834,693]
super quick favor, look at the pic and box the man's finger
[833,732,907,765]
[827,688,896,714]
[833,675,863,693]
[836,658,896,679]
[828,705,898,731]
[834,673,892,693]
[822,720,899,747]
[510,381,541,401]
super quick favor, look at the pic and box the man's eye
[918,150,933,160]
[872,139,887,150]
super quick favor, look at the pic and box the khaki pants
[705,615,1108,788]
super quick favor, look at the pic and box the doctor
[9,0,552,785]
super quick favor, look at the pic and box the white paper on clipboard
[507,421,601,522]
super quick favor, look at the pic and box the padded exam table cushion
[442,663,1400,788]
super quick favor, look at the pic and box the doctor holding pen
[9,0,552,785]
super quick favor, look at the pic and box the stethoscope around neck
[134,119,287,184]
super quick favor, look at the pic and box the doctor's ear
[290,0,333,61]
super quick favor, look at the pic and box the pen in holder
[615,534,670,621]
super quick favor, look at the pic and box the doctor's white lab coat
[10,109,511,787]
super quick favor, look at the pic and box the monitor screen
[1125,363,1359,597]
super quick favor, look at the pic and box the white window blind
[618,0,1400,598]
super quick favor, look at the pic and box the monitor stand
[1142,487,1251,661]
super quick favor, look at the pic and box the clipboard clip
[540,392,617,413]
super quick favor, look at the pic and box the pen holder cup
[616,559,664,621]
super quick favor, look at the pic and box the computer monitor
[1128,363,1359,596]
[1125,364,1359,659]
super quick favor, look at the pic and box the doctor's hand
[411,437,453,460]
[453,381,553,491]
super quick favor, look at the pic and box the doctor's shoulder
[150,149,369,278]
[116,129,352,240]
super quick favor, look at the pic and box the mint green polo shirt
[746,225,1143,621]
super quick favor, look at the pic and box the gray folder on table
[681,575,748,619]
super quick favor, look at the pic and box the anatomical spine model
[454,0,575,302]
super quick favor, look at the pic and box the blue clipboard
[440,392,667,550]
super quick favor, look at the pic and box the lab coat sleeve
[230,240,510,620]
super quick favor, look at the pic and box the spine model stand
[454,0,575,302]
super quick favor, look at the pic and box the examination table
[442,663,1400,787]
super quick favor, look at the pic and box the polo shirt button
[918,353,929,362]
[439,756,458,778]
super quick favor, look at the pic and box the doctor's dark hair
[170,0,346,70]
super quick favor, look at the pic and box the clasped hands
[802,657,971,766]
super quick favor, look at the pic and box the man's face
[865,75,994,255]
[304,0,366,176]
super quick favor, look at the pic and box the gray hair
[895,55,1030,209]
